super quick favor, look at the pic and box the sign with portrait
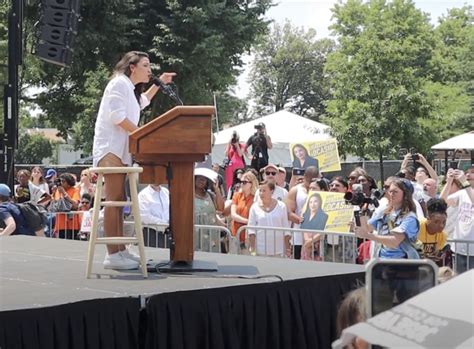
[300,191,353,232]
[289,138,341,172]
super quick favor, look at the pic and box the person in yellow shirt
[418,198,450,265]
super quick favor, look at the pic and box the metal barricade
[44,212,232,254]
[447,238,474,274]
[235,225,358,263]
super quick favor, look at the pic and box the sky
[235,0,470,97]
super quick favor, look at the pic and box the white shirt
[448,189,474,255]
[14,182,46,203]
[291,184,307,245]
[247,200,290,256]
[138,185,170,225]
[93,74,150,166]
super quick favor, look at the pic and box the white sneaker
[119,248,142,263]
[103,252,139,270]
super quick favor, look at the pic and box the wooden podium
[129,106,216,270]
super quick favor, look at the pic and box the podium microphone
[151,76,183,105]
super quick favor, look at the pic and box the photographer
[224,131,245,191]
[244,122,272,173]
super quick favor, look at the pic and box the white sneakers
[103,248,141,270]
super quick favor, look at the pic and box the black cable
[154,272,284,282]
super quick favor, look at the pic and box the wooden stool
[86,166,148,278]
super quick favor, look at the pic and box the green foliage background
[1,0,472,163]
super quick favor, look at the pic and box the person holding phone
[354,178,420,259]
[443,166,474,273]
[224,131,245,191]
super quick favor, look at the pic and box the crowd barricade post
[447,238,474,274]
[235,225,358,263]
[44,212,233,254]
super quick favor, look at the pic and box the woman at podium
[92,51,175,270]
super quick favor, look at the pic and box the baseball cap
[400,178,414,194]
[261,164,278,173]
[45,169,57,179]
[0,183,11,197]
[277,166,286,174]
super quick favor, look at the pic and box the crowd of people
[0,51,472,277]
[1,148,473,275]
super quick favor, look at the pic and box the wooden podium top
[129,106,215,163]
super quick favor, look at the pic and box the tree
[19,0,272,153]
[248,22,335,120]
[15,132,53,164]
[324,0,435,160]
[423,6,474,141]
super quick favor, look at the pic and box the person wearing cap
[276,166,289,191]
[0,184,38,237]
[354,178,420,259]
[244,122,272,173]
[253,164,288,203]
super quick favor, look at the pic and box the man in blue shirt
[0,184,36,236]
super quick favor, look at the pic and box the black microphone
[150,75,183,105]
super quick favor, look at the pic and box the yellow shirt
[418,219,447,256]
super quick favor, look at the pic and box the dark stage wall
[0,273,363,349]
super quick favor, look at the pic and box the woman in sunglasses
[230,171,258,251]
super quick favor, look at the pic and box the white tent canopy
[431,131,474,150]
[212,110,332,166]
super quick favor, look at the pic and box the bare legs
[103,172,126,255]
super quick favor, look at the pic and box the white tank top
[292,184,308,245]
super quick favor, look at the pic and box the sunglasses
[265,171,277,176]
[241,180,250,185]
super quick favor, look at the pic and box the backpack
[16,202,48,231]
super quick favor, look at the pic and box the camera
[54,178,61,187]
[254,125,263,130]
[292,168,305,176]
[231,131,238,144]
[344,184,380,207]
[410,148,419,162]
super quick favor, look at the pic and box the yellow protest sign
[300,191,353,232]
[290,139,341,172]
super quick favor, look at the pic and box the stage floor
[0,236,363,311]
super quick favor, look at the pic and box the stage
[1,236,364,349]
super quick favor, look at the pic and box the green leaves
[324,0,465,159]
[249,22,335,120]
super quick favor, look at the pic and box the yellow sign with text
[289,138,341,172]
[300,191,353,232]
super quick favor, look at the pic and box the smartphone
[292,168,305,176]
[366,259,437,318]
[449,161,458,170]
